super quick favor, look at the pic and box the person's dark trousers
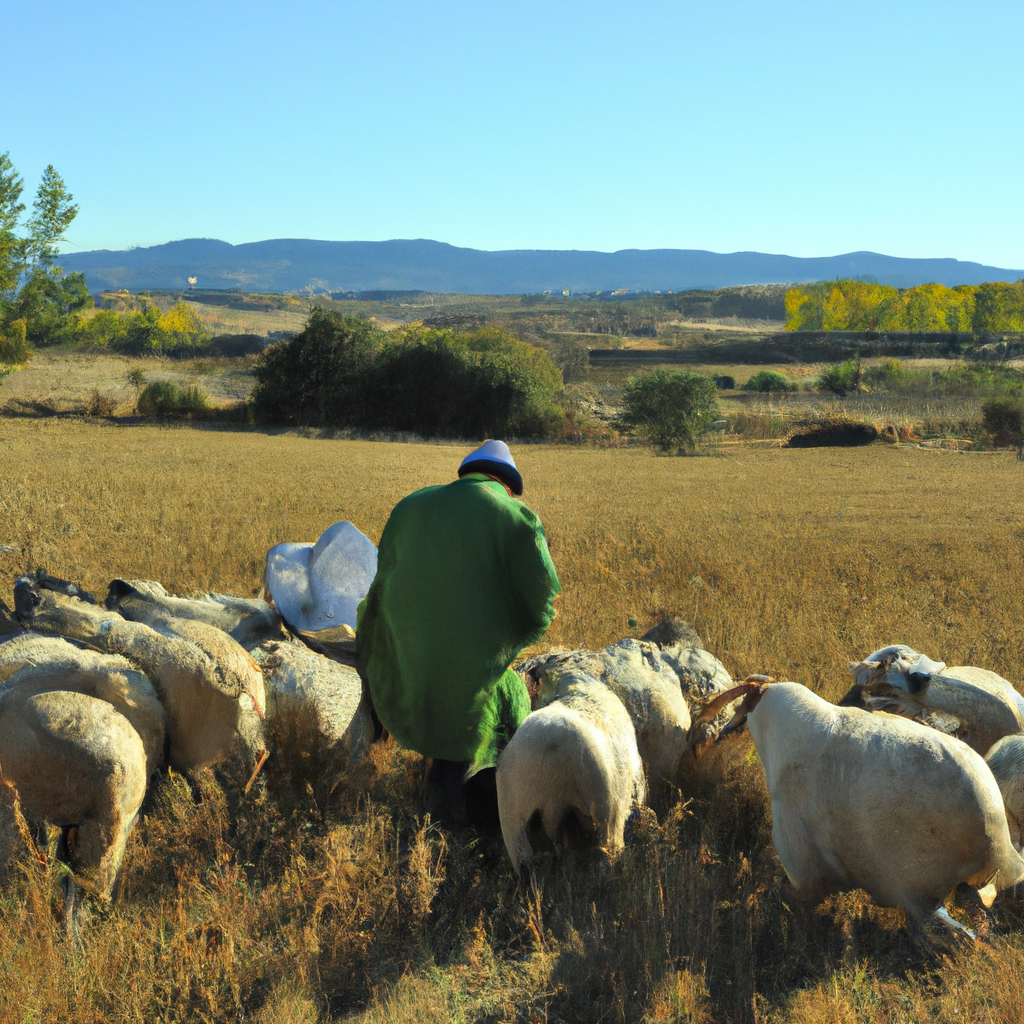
[425,760,500,829]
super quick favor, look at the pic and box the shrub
[82,301,210,356]
[84,389,119,417]
[863,358,905,389]
[742,370,796,393]
[366,328,564,438]
[787,415,878,447]
[209,333,268,358]
[982,397,1024,445]
[621,368,720,454]
[250,309,382,427]
[714,375,735,390]
[136,380,210,417]
[816,359,862,396]
[251,311,565,439]
[0,318,32,364]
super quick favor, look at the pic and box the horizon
[61,234,1024,268]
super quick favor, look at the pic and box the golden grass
[1,420,1023,1022]
[0,351,256,416]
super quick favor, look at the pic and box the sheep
[496,673,645,874]
[718,679,1024,938]
[0,687,148,937]
[105,578,288,646]
[518,636,740,805]
[986,734,1024,851]
[520,641,690,805]
[841,647,1023,755]
[244,639,373,764]
[0,653,166,779]
[14,578,266,773]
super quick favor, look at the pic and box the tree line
[785,279,1024,334]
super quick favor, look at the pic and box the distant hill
[59,237,1024,295]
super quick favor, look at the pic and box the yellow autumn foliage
[785,279,998,332]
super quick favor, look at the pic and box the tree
[0,154,88,350]
[621,368,720,454]
[250,308,383,427]
[0,153,25,302]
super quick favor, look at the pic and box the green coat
[357,474,561,773]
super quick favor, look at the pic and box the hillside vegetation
[785,279,1024,334]
[1,423,1023,1023]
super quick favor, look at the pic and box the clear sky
[5,0,1023,267]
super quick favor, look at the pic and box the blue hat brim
[458,459,523,496]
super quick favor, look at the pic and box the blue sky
[5,0,1023,267]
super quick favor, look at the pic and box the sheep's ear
[848,660,878,684]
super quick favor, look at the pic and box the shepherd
[357,440,561,826]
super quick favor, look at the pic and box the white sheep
[518,637,739,805]
[14,580,266,773]
[520,641,690,804]
[719,679,1024,938]
[244,639,373,764]
[496,673,645,874]
[105,578,288,646]
[985,734,1024,852]
[0,687,148,936]
[1,659,166,779]
[842,646,1023,755]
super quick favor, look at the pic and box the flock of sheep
[2,570,1024,947]
[0,571,372,934]
[499,637,1024,942]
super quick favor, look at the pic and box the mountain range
[58,238,1024,295]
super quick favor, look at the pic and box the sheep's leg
[933,905,978,941]
[953,882,991,937]
[497,801,536,876]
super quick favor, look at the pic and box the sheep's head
[14,577,114,645]
[842,649,946,704]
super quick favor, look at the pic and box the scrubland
[1,420,1023,1023]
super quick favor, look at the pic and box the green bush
[250,309,381,427]
[863,358,906,389]
[0,318,32,364]
[981,397,1024,445]
[367,328,564,438]
[621,368,720,454]
[816,359,863,396]
[742,370,796,393]
[75,302,210,356]
[714,375,735,390]
[250,309,565,439]
[136,380,210,417]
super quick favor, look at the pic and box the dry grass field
[0,351,257,416]
[1,420,1023,1023]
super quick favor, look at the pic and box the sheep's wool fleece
[357,474,560,771]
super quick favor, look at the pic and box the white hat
[264,521,377,632]
[457,439,523,495]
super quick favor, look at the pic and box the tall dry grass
[1,420,1023,1022]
